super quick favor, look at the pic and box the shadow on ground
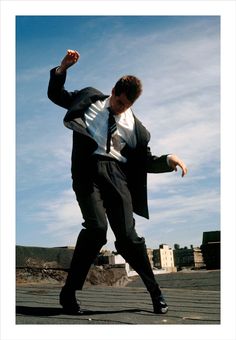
[16,305,144,317]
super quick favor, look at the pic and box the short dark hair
[114,75,142,103]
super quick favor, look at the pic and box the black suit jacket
[48,67,173,219]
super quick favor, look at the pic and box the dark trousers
[65,155,160,295]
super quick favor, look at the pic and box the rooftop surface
[16,270,220,325]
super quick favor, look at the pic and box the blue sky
[16,15,220,251]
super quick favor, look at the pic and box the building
[95,251,131,275]
[173,247,205,270]
[193,247,205,268]
[107,254,126,265]
[153,244,176,272]
[200,231,220,269]
[147,248,154,268]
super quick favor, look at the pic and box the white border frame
[1,1,236,340]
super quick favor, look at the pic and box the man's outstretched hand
[168,154,188,177]
[56,50,80,74]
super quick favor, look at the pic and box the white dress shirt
[83,97,137,162]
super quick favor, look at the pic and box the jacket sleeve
[146,147,174,173]
[47,67,81,109]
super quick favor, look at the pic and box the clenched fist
[56,50,80,74]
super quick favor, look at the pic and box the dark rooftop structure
[201,231,220,270]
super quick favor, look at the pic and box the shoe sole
[154,306,168,314]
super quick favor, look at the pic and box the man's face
[109,88,133,115]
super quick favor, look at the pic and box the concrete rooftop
[16,270,220,325]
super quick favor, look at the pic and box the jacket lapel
[64,87,108,122]
[133,115,151,147]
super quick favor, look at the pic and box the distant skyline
[16,15,220,251]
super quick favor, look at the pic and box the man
[48,49,187,315]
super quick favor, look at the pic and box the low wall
[16,245,74,270]
[16,246,129,287]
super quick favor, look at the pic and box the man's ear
[111,87,115,96]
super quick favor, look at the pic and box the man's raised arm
[47,49,80,109]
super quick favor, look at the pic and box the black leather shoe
[59,286,83,315]
[151,293,168,314]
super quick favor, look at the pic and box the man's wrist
[166,154,172,167]
[55,66,67,75]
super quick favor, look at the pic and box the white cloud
[36,189,83,245]
[17,66,50,83]
[35,189,117,249]
[148,189,220,219]
[134,188,220,248]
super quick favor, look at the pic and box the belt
[91,154,125,163]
